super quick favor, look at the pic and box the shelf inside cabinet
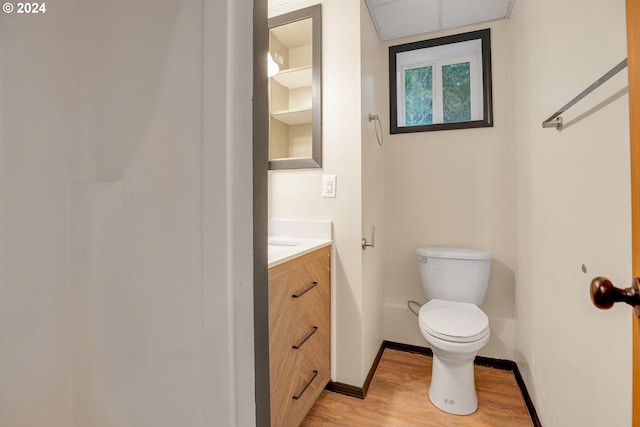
[271,66,312,89]
[271,107,312,125]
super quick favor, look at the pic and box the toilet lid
[419,299,489,343]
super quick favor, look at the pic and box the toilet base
[418,301,491,416]
[428,351,478,415]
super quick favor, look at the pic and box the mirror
[389,29,493,134]
[268,5,322,170]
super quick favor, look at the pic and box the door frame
[627,0,640,424]
[253,0,271,426]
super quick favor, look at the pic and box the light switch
[322,175,337,198]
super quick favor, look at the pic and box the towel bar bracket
[542,116,563,131]
[541,58,627,131]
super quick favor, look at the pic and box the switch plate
[322,175,337,198]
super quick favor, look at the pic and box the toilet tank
[416,247,492,304]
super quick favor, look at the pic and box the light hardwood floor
[301,349,533,427]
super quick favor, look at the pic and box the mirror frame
[389,28,493,134]
[268,4,322,170]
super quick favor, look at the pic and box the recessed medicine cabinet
[268,4,322,170]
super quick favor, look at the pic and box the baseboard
[383,340,433,357]
[325,342,386,399]
[362,341,386,396]
[325,340,541,427]
[324,381,366,399]
[511,361,542,427]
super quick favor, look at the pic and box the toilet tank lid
[416,246,491,260]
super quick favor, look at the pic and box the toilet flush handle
[590,276,640,317]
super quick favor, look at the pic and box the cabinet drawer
[302,252,330,298]
[270,360,330,427]
[269,263,323,332]
[268,249,330,348]
[270,295,330,393]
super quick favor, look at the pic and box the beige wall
[382,20,517,360]
[0,0,257,425]
[510,1,631,425]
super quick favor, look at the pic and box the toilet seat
[419,299,489,343]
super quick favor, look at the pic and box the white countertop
[268,236,332,268]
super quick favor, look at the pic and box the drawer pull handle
[292,370,318,400]
[292,326,318,349]
[292,281,318,299]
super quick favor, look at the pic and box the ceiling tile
[368,0,440,41]
[442,0,512,29]
[365,0,514,42]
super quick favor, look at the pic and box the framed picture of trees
[389,29,493,134]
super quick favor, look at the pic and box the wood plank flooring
[301,349,533,427]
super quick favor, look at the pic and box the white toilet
[416,246,491,416]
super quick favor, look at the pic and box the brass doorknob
[590,276,640,317]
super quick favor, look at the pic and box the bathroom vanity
[268,241,331,427]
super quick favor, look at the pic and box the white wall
[269,0,377,386]
[360,0,387,379]
[71,2,208,424]
[510,1,631,426]
[0,0,257,425]
[0,2,79,423]
[382,20,517,360]
[204,1,257,424]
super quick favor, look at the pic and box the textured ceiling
[365,0,515,41]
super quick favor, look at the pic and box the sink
[267,235,331,267]
[268,239,301,247]
[267,220,332,267]
[268,239,301,255]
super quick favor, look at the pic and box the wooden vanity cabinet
[268,245,331,427]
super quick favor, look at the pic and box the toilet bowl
[419,299,490,415]
[416,247,492,416]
